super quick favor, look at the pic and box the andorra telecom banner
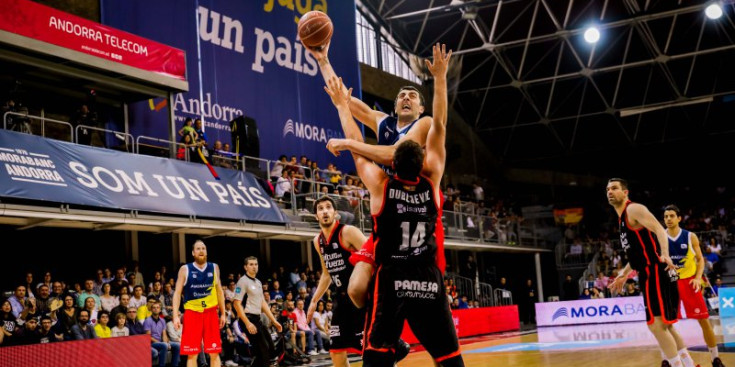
[101,0,361,170]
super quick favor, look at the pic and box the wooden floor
[350,319,735,367]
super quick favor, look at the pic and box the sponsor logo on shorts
[394,280,439,299]
[330,325,341,337]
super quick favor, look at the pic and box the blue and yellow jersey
[183,262,219,312]
[668,228,697,279]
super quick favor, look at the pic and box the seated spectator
[594,272,609,292]
[270,281,285,302]
[708,237,723,256]
[145,301,180,367]
[0,300,17,346]
[590,287,605,299]
[94,310,112,338]
[53,295,78,340]
[136,295,157,322]
[271,155,288,181]
[622,280,640,297]
[23,272,36,300]
[225,280,237,301]
[458,296,470,309]
[566,239,583,261]
[296,287,310,307]
[70,309,97,340]
[125,307,146,335]
[8,285,27,318]
[705,246,721,275]
[110,293,131,322]
[162,283,174,316]
[276,170,293,201]
[291,299,320,355]
[578,288,592,300]
[14,315,41,345]
[77,280,101,310]
[451,298,460,309]
[35,284,53,316]
[311,301,330,348]
[332,187,356,224]
[82,297,99,326]
[109,268,129,296]
[149,281,165,305]
[38,316,58,344]
[99,283,119,312]
[111,313,129,337]
[129,286,147,310]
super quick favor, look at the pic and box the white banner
[535,296,646,326]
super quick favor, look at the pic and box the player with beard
[323,43,463,367]
[173,240,227,367]
[307,196,409,366]
[607,180,695,367]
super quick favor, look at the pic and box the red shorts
[181,307,222,355]
[677,277,709,319]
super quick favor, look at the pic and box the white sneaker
[308,350,318,356]
[318,349,328,354]
[224,360,238,367]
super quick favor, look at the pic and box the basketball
[298,10,333,49]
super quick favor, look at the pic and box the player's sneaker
[713,357,725,367]
[395,338,411,362]
[661,361,670,367]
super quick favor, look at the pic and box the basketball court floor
[305,318,735,366]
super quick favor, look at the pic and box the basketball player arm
[171,265,187,330]
[308,237,333,324]
[628,204,676,271]
[691,233,705,292]
[337,117,432,166]
[214,264,227,328]
[308,43,385,133]
[423,44,451,183]
[609,263,633,294]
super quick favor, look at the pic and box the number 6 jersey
[318,222,353,292]
[372,175,440,267]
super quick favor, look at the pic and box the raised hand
[323,76,352,108]
[425,43,452,78]
[305,41,331,63]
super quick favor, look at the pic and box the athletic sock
[668,355,683,367]
[709,346,719,361]
[678,348,695,367]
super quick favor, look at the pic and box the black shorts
[364,263,461,364]
[330,291,365,354]
[639,264,680,324]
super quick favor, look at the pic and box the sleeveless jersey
[668,228,697,279]
[377,116,418,175]
[318,222,354,292]
[372,175,439,266]
[183,262,219,312]
[618,201,662,272]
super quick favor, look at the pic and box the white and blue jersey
[377,116,419,175]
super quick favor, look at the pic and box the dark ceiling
[359,0,735,181]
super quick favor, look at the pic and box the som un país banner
[101,0,361,171]
[0,129,287,224]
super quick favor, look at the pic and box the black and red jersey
[317,222,354,292]
[619,200,661,272]
[372,175,441,267]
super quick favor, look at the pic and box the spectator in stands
[129,262,145,287]
[178,117,198,142]
[71,309,97,340]
[77,280,101,310]
[311,161,322,182]
[129,285,147,310]
[620,279,639,297]
[311,300,330,347]
[705,246,721,275]
[38,316,57,344]
[36,272,52,293]
[333,187,356,224]
[276,169,293,201]
[177,134,196,160]
[212,140,233,169]
[54,295,77,340]
[296,287,311,307]
[94,310,112,338]
[270,280,285,302]
[101,268,113,284]
[71,104,98,146]
[149,280,164,303]
[713,277,723,295]
[14,316,40,345]
[562,275,578,301]
[473,183,484,203]
[194,118,207,145]
[35,284,52,316]
[224,280,237,301]
[0,300,17,346]
[292,299,320,355]
[136,295,158,322]
[109,293,130,322]
[325,163,342,185]
[8,285,28,318]
[460,256,477,280]
[110,268,129,296]
[590,287,605,299]
[82,297,99,326]
[594,271,609,291]
[708,237,723,256]
[23,272,36,300]
[50,281,65,300]
[451,298,460,309]
[111,313,129,337]
[162,283,174,316]
[99,283,118,312]
[579,288,592,300]
[271,155,288,181]
[125,307,145,335]
[145,301,180,367]
[566,239,583,262]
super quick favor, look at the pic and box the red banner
[0,0,186,81]
[0,335,150,367]
[400,305,520,344]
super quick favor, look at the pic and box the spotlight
[705,3,723,19]
[584,27,600,44]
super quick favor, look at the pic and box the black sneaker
[661,361,670,367]
[395,338,411,362]
[713,357,725,367]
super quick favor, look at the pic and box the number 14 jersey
[372,175,440,267]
